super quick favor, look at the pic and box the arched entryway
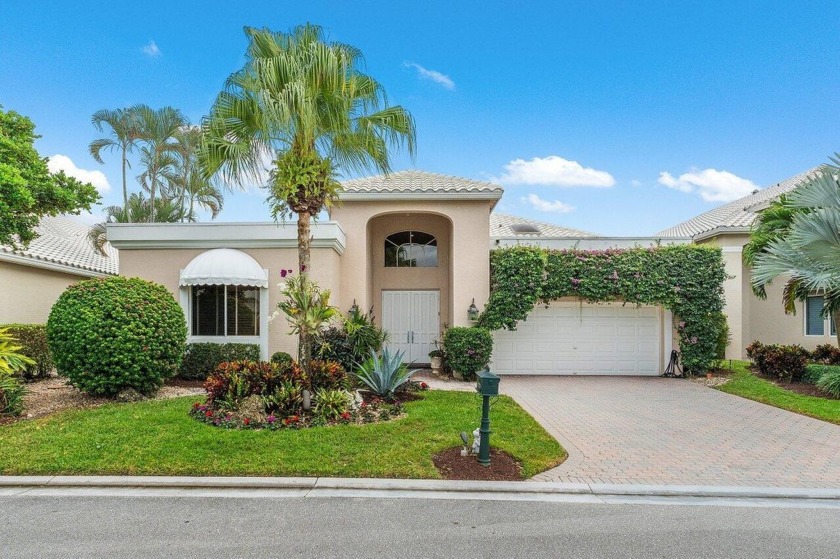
[367,213,453,363]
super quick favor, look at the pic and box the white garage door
[491,302,666,376]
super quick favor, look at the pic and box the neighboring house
[0,216,118,324]
[108,170,687,375]
[656,167,825,359]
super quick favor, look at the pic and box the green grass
[717,361,840,425]
[0,391,565,478]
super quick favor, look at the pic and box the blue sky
[2,1,839,235]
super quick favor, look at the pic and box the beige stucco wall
[118,247,342,357]
[331,200,492,330]
[0,260,88,324]
[367,213,452,328]
[699,233,835,359]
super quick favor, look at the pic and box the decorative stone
[115,388,147,403]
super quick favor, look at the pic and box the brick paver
[500,376,840,488]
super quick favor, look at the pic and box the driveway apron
[501,376,840,488]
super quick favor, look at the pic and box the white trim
[0,251,112,278]
[107,221,346,255]
[663,308,673,368]
[720,246,743,253]
[340,191,502,202]
[692,227,751,242]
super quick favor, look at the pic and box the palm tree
[89,193,186,255]
[201,24,416,276]
[89,107,142,208]
[750,165,840,344]
[135,105,187,222]
[170,126,224,220]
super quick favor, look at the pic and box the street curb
[1,476,839,501]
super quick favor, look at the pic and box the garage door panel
[492,302,664,376]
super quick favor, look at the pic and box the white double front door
[382,290,440,364]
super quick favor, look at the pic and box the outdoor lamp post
[475,368,500,467]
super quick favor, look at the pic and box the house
[655,167,826,360]
[108,170,687,375]
[0,216,118,324]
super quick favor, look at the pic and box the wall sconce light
[467,298,480,322]
[349,299,359,314]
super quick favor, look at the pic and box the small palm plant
[0,328,34,416]
[355,348,416,399]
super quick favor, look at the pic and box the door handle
[406,331,410,343]
[411,331,415,343]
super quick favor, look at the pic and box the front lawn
[0,391,565,479]
[717,361,840,425]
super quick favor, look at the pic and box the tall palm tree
[201,25,416,276]
[89,107,142,208]
[170,126,224,220]
[135,105,187,222]
[750,165,840,344]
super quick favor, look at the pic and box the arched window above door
[384,231,438,267]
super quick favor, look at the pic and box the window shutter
[806,296,825,336]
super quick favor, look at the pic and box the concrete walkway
[500,376,840,488]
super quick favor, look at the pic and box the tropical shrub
[46,277,186,396]
[315,307,387,373]
[313,388,352,421]
[355,348,416,398]
[263,380,304,417]
[204,360,299,410]
[270,351,294,368]
[0,328,33,416]
[810,344,840,365]
[746,341,809,382]
[816,368,840,398]
[180,342,260,380]
[710,313,730,361]
[803,364,834,385]
[479,245,726,374]
[277,274,340,374]
[443,327,493,380]
[0,324,53,380]
[307,359,348,391]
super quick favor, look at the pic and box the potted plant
[428,348,444,372]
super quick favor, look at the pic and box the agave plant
[354,348,416,399]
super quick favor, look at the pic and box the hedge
[180,343,261,380]
[479,245,726,374]
[443,327,493,380]
[0,324,53,380]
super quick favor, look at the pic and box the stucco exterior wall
[697,234,750,360]
[331,200,492,329]
[118,247,342,357]
[699,233,835,359]
[366,213,452,328]
[0,260,88,324]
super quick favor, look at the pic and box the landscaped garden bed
[0,391,565,479]
[716,360,840,425]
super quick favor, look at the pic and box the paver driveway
[501,376,840,487]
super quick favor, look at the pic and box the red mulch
[433,447,523,481]
[769,378,840,400]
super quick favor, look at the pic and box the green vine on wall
[478,245,727,373]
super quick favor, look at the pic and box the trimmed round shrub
[270,351,294,367]
[443,326,493,380]
[47,277,186,396]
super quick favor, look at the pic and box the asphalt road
[2,494,839,558]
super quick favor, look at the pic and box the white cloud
[47,154,111,193]
[523,193,575,214]
[403,62,455,90]
[142,40,161,58]
[496,155,615,187]
[658,168,759,202]
[631,179,642,187]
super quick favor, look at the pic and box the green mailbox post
[475,368,500,467]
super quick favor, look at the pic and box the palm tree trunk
[298,210,311,276]
[149,172,157,223]
[834,310,840,348]
[121,149,128,211]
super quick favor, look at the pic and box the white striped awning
[179,248,268,288]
